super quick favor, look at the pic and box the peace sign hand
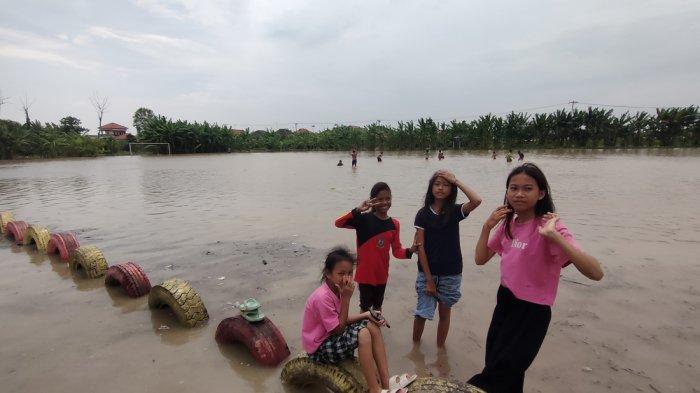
[357,198,378,212]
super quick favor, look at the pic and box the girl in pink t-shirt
[469,163,603,393]
[301,247,415,393]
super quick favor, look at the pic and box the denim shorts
[414,271,462,320]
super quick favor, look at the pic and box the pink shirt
[488,217,580,306]
[301,282,340,354]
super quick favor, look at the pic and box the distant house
[296,128,312,133]
[98,123,132,140]
[231,129,246,136]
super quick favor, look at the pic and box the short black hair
[370,182,391,198]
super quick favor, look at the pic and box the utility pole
[569,100,579,113]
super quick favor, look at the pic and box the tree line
[137,106,698,153]
[0,117,127,160]
[1,105,697,159]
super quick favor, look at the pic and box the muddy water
[0,150,698,393]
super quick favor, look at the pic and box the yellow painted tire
[410,377,487,393]
[22,225,51,251]
[280,356,367,393]
[148,278,209,328]
[0,212,13,235]
[69,245,109,278]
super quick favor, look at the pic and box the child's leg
[412,317,426,342]
[436,303,451,347]
[357,327,381,393]
[435,274,462,347]
[366,322,390,388]
[358,284,372,312]
[413,272,437,342]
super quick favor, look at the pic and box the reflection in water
[217,342,267,393]
[105,285,148,314]
[149,307,206,346]
[405,343,452,378]
[26,249,49,265]
[70,267,106,291]
[48,255,71,279]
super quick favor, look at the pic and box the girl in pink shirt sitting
[302,247,415,393]
[470,163,603,393]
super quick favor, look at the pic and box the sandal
[389,373,417,390]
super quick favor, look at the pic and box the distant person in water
[337,160,344,166]
[492,151,497,160]
[425,148,430,160]
[518,150,525,161]
[377,152,383,162]
[506,150,514,163]
[438,150,445,160]
[351,150,358,167]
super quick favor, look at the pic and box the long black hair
[320,246,356,282]
[503,163,555,239]
[423,171,458,223]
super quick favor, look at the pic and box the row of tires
[1,211,481,392]
[0,212,209,327]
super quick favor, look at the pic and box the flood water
[1,150,699,392]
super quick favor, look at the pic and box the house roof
[99,122,128,131]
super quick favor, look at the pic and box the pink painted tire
[215,315,290,367]
[104,262,152,298]
[5,221,29,244]
[47,233,80,262]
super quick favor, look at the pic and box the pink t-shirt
[488,217,580,306]
[301,282,341,354]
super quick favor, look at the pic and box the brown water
[1,150,699,393]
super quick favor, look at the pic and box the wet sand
[0,150,698,392]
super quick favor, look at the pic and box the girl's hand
[538,213,560,239]
[485,205,511,229]
[337,277,355,299]
[425,278,437,296]
[367,310,388,327]
[357,198,377,212]
[436,170,457,184]
[409,241,422,254]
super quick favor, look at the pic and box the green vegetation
[1,106,697,159]
[0,117,127,159]
[139,106,698,152]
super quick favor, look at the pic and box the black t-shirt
[414,203,467,276]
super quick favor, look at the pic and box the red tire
[5,221,29,244]
[104,262,152,298]
[47,233,80,262]
[215,315,291,367]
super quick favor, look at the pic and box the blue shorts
[414,271,462,320]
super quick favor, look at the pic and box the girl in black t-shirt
[412,170,482,347]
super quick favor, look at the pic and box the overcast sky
[1,0,698,132]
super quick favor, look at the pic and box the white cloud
[0,27,99,70]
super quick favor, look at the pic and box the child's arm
[390,220,416,259]
[435,170,482,214]
[334,199,375,228]
[329,278,355,335]
[539,214,604,281]
[475,205,510,265]
[415,228,437,295]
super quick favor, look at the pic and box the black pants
[469,285,551,393]
[358,283,386,312]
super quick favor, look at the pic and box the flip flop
[389,373,417,390]
[380,388,407,393]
